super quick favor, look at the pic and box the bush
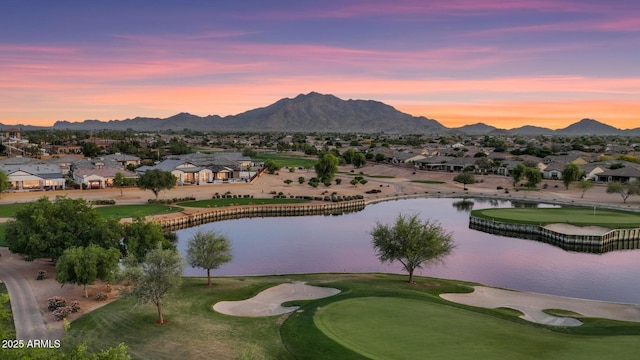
[48,296,66,312]
[70,300,81,313]
[52,306,72,320]
[36,270,46,280]
[497,186,503,190]
[95,293,108,301]
[91,199,116,205]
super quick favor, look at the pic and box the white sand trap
[441,286,640,327]
[213,282,340,317]
[544,223,611,236]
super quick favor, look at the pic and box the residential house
[1,164,65,190]
[137,159,213,185]
[73,167,138,189]
[596,166,640,183]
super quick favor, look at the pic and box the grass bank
[66,274,640,359]
[253,153,317,168]
[471,207,640,229]
[94,204,183,220]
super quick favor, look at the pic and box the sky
[1,0,639,130]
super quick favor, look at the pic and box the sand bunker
[213,282,340,317]
[544,223,611,236]
[441,286,640,327]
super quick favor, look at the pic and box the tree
[342,148,356,164]
[283,179,293,186]
[113,171,126,196]
[315,153,339,182]
[453,172,475,190]
[371,213,455,283]
[577,179,594,198]
[374,153,385,162]
[264,159,281,174]
[56,245,120,298]
[0,170,10,197]
[523,167,542,188]
[561,163,584,190]
[186,230,232,286]
[298,176,305,185]
[352,152,367,168]
[511,163,526,186]
[80,141,101,158]
[606,180,640,203]
[121,217,176,262]
[6,196,121,261]
[125,245,183,324]
[350,178,359,187]
[137,169,177,200]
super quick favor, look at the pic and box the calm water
[176,198,640,304]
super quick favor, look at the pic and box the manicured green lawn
[64,274,640,359]
[410,180,445,184]
[93,205,183,220]
[177,198,310,207]
[254,153,317,168]
[314,297,640,360]
[471,207,640,228]
[0,203,28,218]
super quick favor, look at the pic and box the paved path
[0,258,62,341]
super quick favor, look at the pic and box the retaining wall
[154,199,366,231]
[469,216,640,253]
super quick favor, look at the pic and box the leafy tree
[314,153,339,182]
[56,245,120,298]
[352,152,367,168]
[284,179,293,186]
[523,167,542,188]
[264,159,281,174]
[137,169,177,200]
[80,141,102,158]
[374,153,385,162]
[121,217,176,262]
[6,196,120,261]
[453,172,475,190]
[511,163,526,186]
[606,180,640,203]
[371,213,455,283]
[298,176,305,185]
[577,179,594,198]
[186,230,232,286]
[0,170,10,197]
[561,163,584,190]
[113,171,126,196]
[241,147,257,158]
[124,245,183,324]
[342,148,356,164]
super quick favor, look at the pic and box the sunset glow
[1,1,639,129]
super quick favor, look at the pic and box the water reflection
[176,197,640,304]
[452,199,474,212]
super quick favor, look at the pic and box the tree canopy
[453,172,475,190]
[186,230,232,286]
[56,245,121,298]
[606,180,640,203]
[6,196,120,261]
[124,245,183,324]
[562,163,584,190]
[315,153,339,182]
[0,170,11,197]
[137,169,177,200]
[121,217,176,262]
[371,213,455,283]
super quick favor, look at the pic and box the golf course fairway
[313,297,639,359]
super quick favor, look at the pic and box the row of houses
[383,150,640,184]
[0,152,254,192]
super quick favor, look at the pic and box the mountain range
[25,92,640,135]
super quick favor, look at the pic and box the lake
[175,197,640,304]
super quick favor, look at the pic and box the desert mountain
[43,92,640,135]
